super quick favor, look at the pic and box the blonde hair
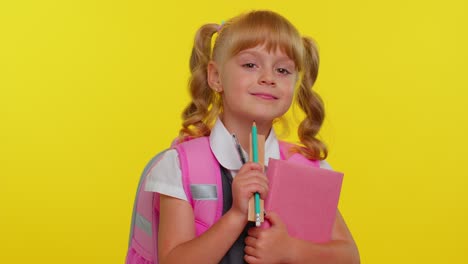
[179,10,327,160]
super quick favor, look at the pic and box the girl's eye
[243,63,256,68]
[277,68,291,75]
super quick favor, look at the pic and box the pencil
[251,122,261,227]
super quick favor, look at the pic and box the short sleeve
[144,149,188,201]
[319,160,333,170]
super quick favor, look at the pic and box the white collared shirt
[144,118,332,201]
[144,118,281,201]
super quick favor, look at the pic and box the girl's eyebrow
[237,50,294,64]
[237,50,258,57]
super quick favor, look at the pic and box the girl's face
[209,45,298,125]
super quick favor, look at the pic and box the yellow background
[1,0,467,263]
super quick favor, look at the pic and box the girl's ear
[207,61,223,92]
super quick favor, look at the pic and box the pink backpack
[126,137,319,264]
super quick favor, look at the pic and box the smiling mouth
[251,93,278,100]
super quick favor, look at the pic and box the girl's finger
[237,162,263,174]
[243,246,257,257]
[244,236,257,247]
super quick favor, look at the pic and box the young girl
[129,10,359,264]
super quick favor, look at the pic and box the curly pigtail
[295,37,328,160]
[179,23,220,142]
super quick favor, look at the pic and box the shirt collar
[209,118,280,170]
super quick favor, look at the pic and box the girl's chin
[223,107,286,124]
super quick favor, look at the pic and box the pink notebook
[262,158,344,243]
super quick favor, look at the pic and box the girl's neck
[220,114,272,153]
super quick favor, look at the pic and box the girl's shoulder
[318,160,333,170]
[278,140,333,170]
[143,148,188,201]
[145,149,180,176]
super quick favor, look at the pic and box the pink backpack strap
[278,141,320,167]
[174,137,224,235]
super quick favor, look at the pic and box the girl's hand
[230,162,269,218]
[244,212,294,264]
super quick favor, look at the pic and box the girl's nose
[259,70,276,86]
